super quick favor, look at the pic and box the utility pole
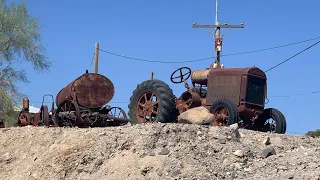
[94,42,99,73]
[192,0,244,68]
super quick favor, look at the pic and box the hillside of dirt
[0,123,320,180]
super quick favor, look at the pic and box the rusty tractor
[54,70,128,127]
[128,65,286,134]
[16,95,57,127]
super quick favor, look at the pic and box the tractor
[127,64,286,134]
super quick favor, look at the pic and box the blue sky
[8,0,320,134]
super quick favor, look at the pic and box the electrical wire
[222,36,320,57]
[99,48,215,63]
[90,52,95,67]
[268,90,320,98]
[264,40,320,73]
[98,36,320,64]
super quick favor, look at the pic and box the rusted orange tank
[55,71,115,109]
[191,68,210,85]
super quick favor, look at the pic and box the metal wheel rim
[265,118,276,133]
[56,101,79,127]
[108,107,127,119]
[136,91,160,123]
[212,106,229,126]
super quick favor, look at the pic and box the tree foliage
[0,0,51,126]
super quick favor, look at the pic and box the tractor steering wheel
[170,67,192,84]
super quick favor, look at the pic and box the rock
[263,137,271,146]
[171,169,180,177]
[277,166,288,171]
[158,148,170,155]
[177,106,215,125]
[225,123,241,141]
[233,150,244,158]
[218,137,227,144]
[233,163,242,170]
[229,123,239,130]
[261,147,276,158]
[141,166,153,175]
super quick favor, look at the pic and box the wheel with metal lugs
[128,79,178,124]
[209,98,239,126]
[254,108,286,134]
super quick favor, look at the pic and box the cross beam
[192,22,244,66]
[192,23,244,28]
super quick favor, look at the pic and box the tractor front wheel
[254,108,286,134]
[128,79,178,124]
[209,98,239,126]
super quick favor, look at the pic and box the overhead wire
[90,52,95,67]
[264,40,320,73]
[98,48,215,63]
[98,36,320,64]
[222,36,320,57]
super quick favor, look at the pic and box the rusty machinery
[16,95,57,127]
[54,70,128,127]
[127,66,287,134]
[17,97,33,126]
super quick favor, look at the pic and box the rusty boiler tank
[55,71,115,109]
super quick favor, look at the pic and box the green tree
[0,0,51,126]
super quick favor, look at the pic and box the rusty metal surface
[33,112,41,126]
[191,69,210,85]
[208,67,266,78]
[205,66,267,107]
[55,72,115,109]
[17,111,30,126]
[237,105,263,122]
[40,105,49,126]
[22,97,29,111]
[135,91,159,123]
[206,74,242,106]
[180,91,201,109]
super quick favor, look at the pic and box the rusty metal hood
[208,67,266,78]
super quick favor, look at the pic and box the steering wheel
[170,67,192,84]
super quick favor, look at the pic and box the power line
[99,48,215,63]
[268,90,320,98]
[98,36,320,64]
[222,36,320,57]
[90,52,95,67]
[264,40,320,73]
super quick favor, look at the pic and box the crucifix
[192,0,244,68]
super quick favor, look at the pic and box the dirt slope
[0,123,319,180]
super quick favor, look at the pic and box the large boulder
[177,106,215,125]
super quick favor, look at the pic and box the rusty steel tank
[55,70,115,109]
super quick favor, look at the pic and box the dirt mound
[0,123,320,180]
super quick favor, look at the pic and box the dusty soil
[0,123,319,180]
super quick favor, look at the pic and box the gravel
[0,123,319,180]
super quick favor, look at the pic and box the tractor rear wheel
[128,79,178,124]
[209,98,239,126]
[254,108,286,134]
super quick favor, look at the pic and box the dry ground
[0,123,319,180]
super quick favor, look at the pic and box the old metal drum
[55,73,115,109]
[191,69,210,85]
